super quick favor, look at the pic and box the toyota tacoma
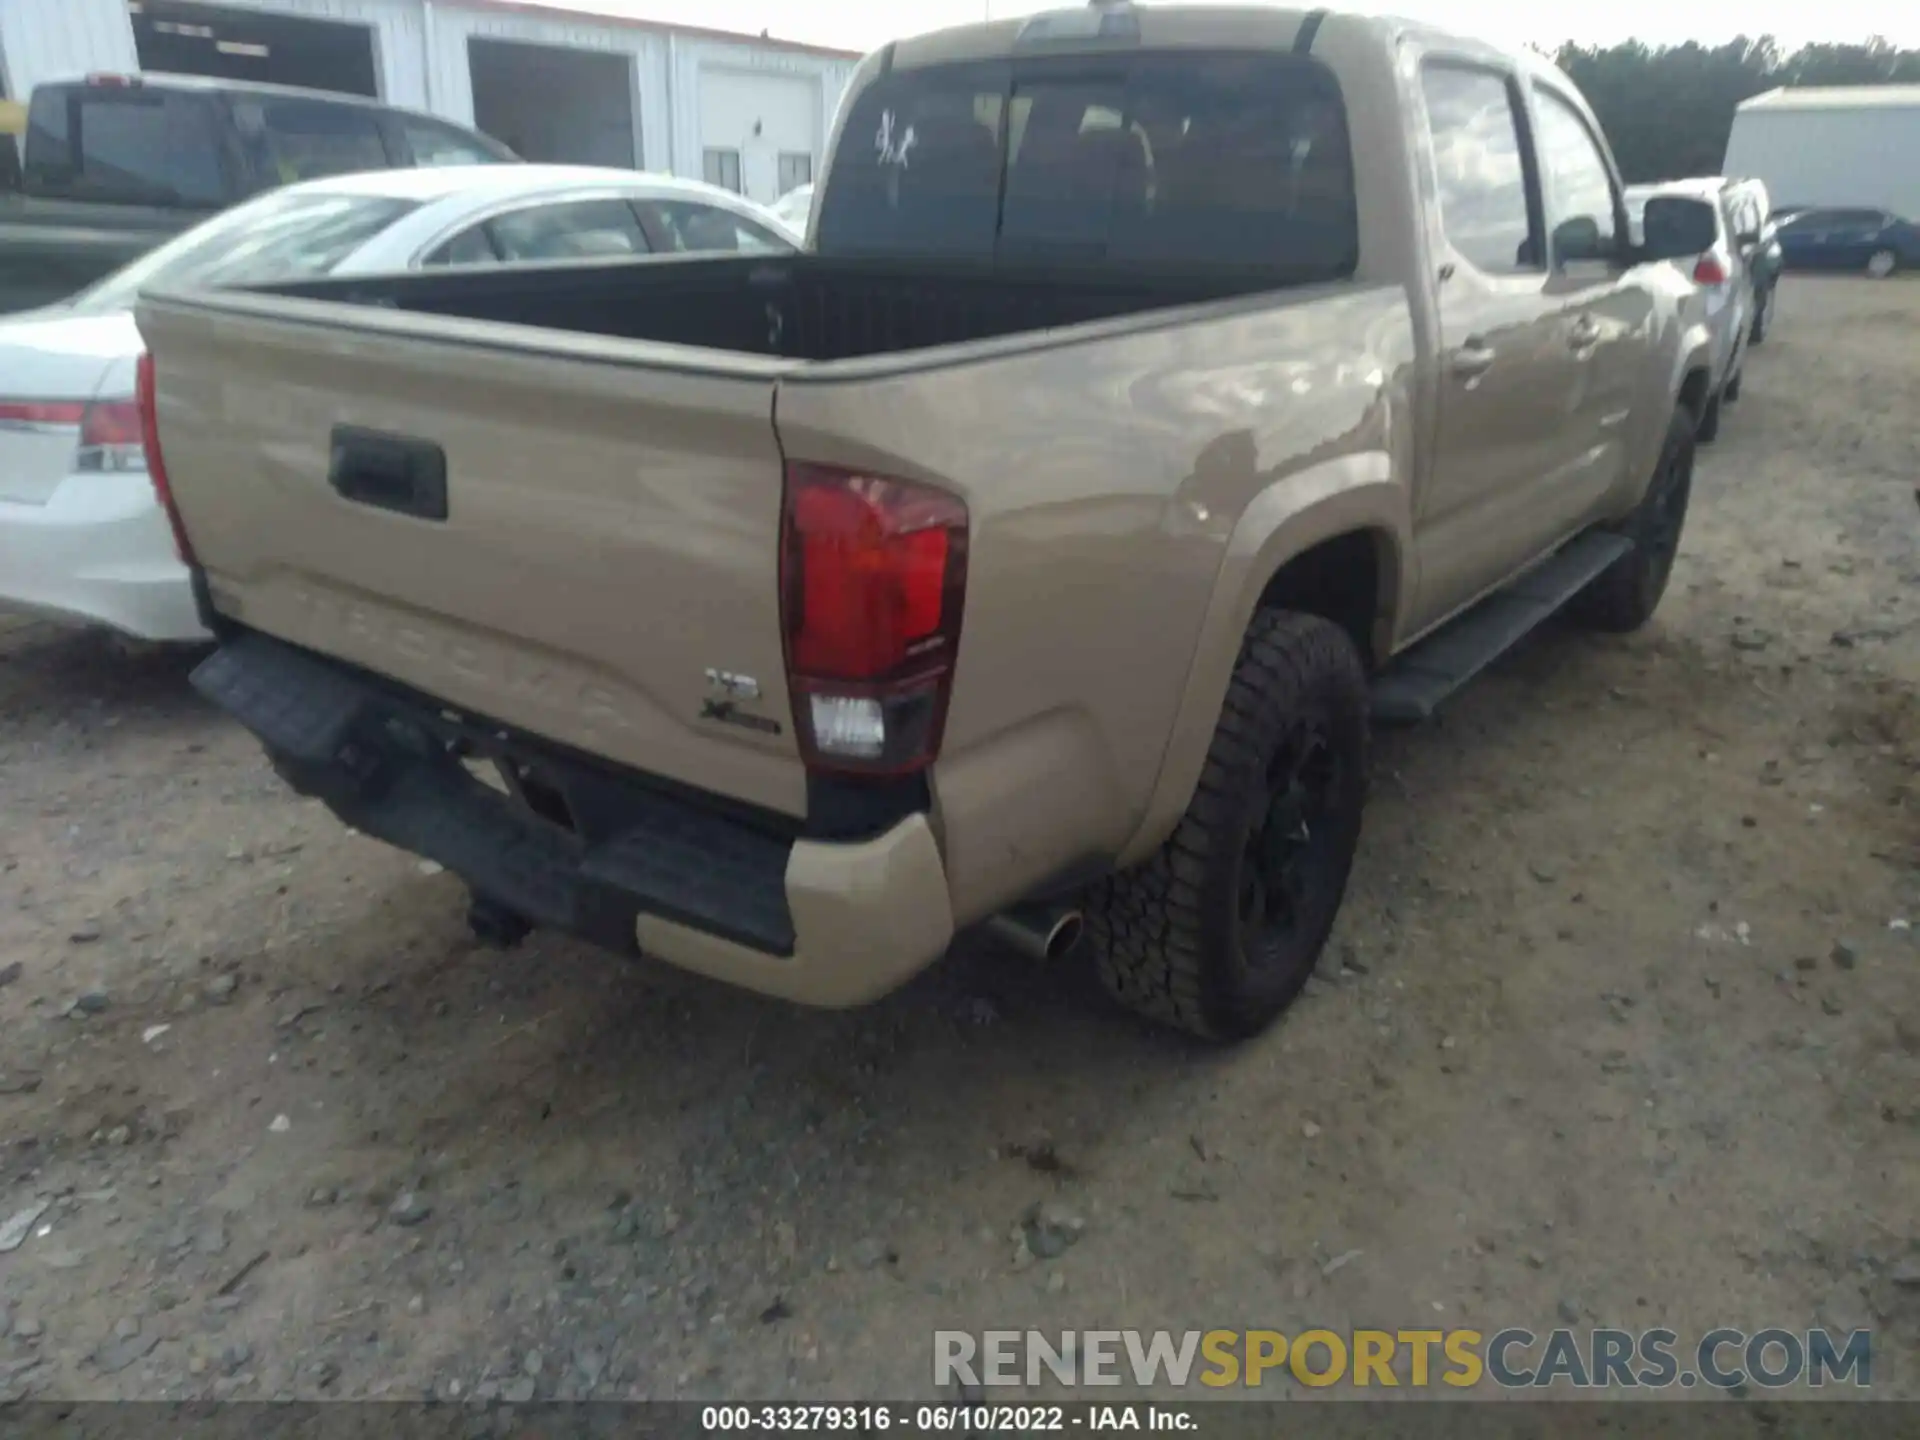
[134,4,1720,1038]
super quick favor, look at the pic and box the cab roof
[886,4,1550,73]
[35,71,512,153]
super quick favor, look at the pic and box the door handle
[1568,316,1602,352]
[329,426,449,521]
[1451,338,1496,381]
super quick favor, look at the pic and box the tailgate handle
[329,427,448,521]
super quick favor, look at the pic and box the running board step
[1370,531,1633,724]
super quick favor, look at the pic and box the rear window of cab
[816,51,1357,280]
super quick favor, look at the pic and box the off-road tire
[1572,407,1695,634]
[1084,611,1368,1041]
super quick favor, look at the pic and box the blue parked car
[1774,207,1920,278]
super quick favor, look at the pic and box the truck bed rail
[267,253,1301,363]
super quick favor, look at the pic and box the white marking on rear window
[875,109,917,168]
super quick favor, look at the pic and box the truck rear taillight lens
[75,399,146,473]
[1693,256,1729,286]
[780,462,968,775]
[136,352,195,565]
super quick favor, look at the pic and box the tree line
[1551,37,1920,183]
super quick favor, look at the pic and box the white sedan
[770,182,814,237]
[0,164,798,642]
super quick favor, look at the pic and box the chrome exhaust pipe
[986,903,1085,962]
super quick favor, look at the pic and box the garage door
[468,39,636,169]
[134,0,379,98]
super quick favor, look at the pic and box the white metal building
[1723,86,1920,220]
[0,0,860,204]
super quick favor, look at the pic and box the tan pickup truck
[136,4,1720,1039]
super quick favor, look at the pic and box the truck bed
[262,252,1291,363]
[138,248,1372,857]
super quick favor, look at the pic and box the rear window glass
[24,88,228,207]
[816,52,1357,277]
[69,190,416,314]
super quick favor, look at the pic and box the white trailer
[1724,85,1920,219]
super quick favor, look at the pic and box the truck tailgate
[137,292,808,819]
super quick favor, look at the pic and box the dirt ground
[1,277,1916,1408]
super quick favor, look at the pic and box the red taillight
[0,400,87,426]
[86,73,139,88]
[80,400,142,447]
[1693,256,1729,286]
[780,462,968,775]
[75,398,145,472]
[136,352,195,565]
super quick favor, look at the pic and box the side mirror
[1640,195,1718,263]
[1552,215,1605,265]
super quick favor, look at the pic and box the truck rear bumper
[191,632,954,1007]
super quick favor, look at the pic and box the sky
[535,0,1920,56]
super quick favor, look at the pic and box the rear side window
[235,98,391,186]
[424,226,501,267]
[634,199,793,255]
[816,52,1357,277]
[23,87,228,206]
[487,199,652,262]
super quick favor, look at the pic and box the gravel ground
[0,277,1916,1407]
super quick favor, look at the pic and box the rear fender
[1116,453,1409,868]
[1676,323,1717,411]
[1658,321,1717,463]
